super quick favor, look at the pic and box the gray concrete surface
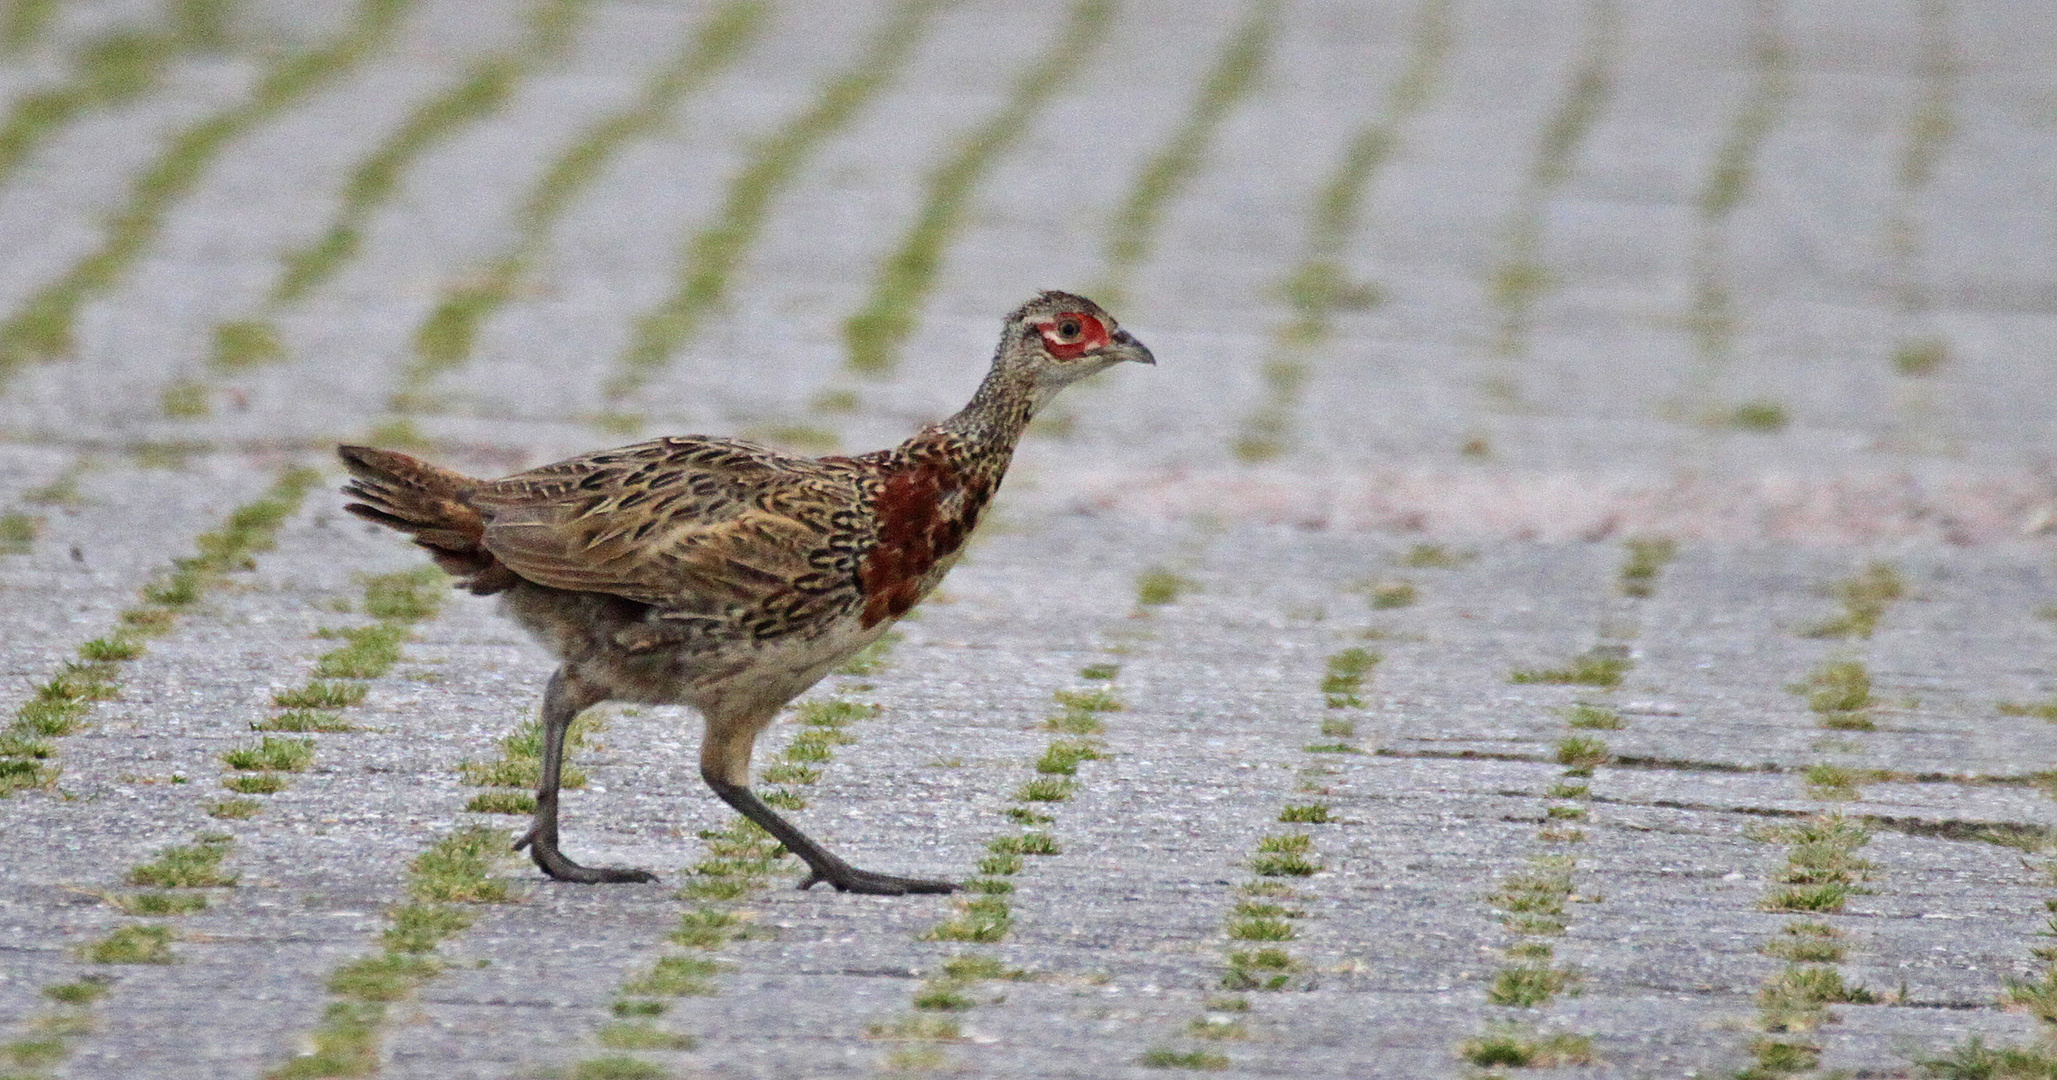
[3,0,2057,1076]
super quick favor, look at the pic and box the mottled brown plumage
[340,291,1152,893]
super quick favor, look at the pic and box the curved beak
[1109,328,1156,366]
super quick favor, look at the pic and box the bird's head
[993,290,1154,408]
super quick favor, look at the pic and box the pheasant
[339,291,1152,895]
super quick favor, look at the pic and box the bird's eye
[1057,320,1081,339]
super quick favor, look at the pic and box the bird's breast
[856,458,993,629]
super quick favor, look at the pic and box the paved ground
[3,0,2057,1077]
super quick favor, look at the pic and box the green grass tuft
[1140,1046,1232,1070]
[85,924,177,964]
[0,510,40,554]
[128,836,236,888]
[1135,567,1191,607]
[1035,739,1103,776]
[1016,777,1076,802]
[1727,399,1790,432]
[596,1023,694,1051]
[1459,1026,1596,1067]
[254,709,357,733]
[1486,964,1579,1007]
[207,798,262,819]
[408,825,512,903]
[1511,651,1629,688]
[222,736,315,773]
[114,890,208,916]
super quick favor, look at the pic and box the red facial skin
[1037,312,1109,360]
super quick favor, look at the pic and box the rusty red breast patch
[857,459,989,629]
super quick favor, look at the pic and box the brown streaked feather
[337,444,512,589]
[464,437,868,615]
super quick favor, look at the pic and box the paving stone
[4,0,2057,1076]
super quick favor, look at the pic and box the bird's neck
[937,364,1040,456]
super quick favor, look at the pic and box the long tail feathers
[337,445,515,594]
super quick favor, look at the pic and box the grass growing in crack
[1140,1047,1232,1070]
[1401,543,1469,568]
[1744,812,1873,1054]
[0,510,38,553]
[1220,947,1295,991]
[609,0,952,399]
[1725,400,1790,432]
[987,833,1060,857]
[128,835,235,887]
[407,825,513,904]
[1794,659,1874,729]
[1701,9,1793,221]
[1103,0,1274,291]
[1564,703,1622,729]
[311,623,409,679]
[594,1023,695,1051]
[1511,650,1629,688]
[222,737,315,773]
[1555,736,1610,774]
[1759,964,1876,1012]
[361,566,444,621]
[1487,964,1580,1007]
[381,904,474,954]
[1250,833,1318,877]
[1016,777,1076,802]
[254,709,357,733]
[1801,763,1874,800]
[1135,567,1192,607]
[1278,803,1331,824]
[271,828,514,1078]
[1493,868,1572,918]
[1804,562,1903,639]
[1368,581,1416,608]
[1619,536,1676,597]
[1761,921,1844,963]
[208,798,262,820]
[927,895,1014,943]
[843,0,1112,374]
[1459,1026,1596,1067]
[132,467,318,611]
[672,908,754,949]
[0,21,190,183]
[1322,647,1378,707]
[209,320,285,371]
[112,891,209,916]
[1036,739,1103,775]
[464,790,535,815]
[84,924,177,964]
[1226,915,1294,941]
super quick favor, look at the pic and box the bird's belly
[497,583,892,718]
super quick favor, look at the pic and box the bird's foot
[514,829,659,884]
[799,864,956,895]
